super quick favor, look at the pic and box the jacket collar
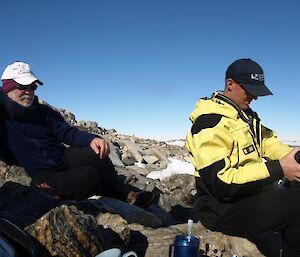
[0,89,40,122]
[213,92,252,124]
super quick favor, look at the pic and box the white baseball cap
[1,61,43,85]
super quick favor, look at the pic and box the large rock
[0,162,31,188]
[107,141,125,168]
[96,212,131,246]
[142,155,158,165]
[25,205,104,257]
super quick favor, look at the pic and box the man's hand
[280,147,300,182]
[90,137,110,159]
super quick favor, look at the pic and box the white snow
[166,139,185,147]
[146,157,194,181]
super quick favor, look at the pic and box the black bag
[0,182,60,256]
[0,182,61,228]
[0,234,16,257]
[0,216,55,257]
[0,217,37,257]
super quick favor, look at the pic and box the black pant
[215,188,300,257]
[31,147,128,200]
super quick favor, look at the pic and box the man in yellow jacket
[186,58,300,257]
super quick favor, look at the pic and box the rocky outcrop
[0,161,31,188]
[25,205,104,257]
[0,106,271,257]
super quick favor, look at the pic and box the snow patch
[147,157,194,181]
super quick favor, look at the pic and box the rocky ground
[1,104,292,257]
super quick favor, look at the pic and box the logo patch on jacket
[243,145,255,155]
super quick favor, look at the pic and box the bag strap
[0,217,37,257]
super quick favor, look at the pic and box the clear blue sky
[1,0,299,141]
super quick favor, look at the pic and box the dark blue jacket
[0,90,97,177]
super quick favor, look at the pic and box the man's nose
[248,93,257,101]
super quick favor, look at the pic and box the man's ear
[226,78,233,91]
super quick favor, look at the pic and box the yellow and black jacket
[185,92,291,230]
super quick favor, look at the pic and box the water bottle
[169,219,200,257]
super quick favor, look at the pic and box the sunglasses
[15,84,38,91]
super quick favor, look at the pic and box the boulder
[0,162,31,188]
[25,205,104,257]
[142,155,158,165]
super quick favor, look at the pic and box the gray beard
[19,95,34,107]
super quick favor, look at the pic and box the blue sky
[0,0,299,141]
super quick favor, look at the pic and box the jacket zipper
[215,94,261,157]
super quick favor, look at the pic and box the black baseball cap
[225,58,272,97]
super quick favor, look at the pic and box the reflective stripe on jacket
[185,92,291,229]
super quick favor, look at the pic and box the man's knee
[64,147,114,169]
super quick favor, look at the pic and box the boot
[126,191,156,209]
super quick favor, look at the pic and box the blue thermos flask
[169,219,200,257]
[169,234,200,257]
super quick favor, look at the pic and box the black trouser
[215,188,300,257]
[31,147,129,200]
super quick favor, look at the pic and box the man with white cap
[1,62,43,107]
[0,61,155,208]
[185,58,300,256]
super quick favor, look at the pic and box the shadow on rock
[169,204,199,225]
